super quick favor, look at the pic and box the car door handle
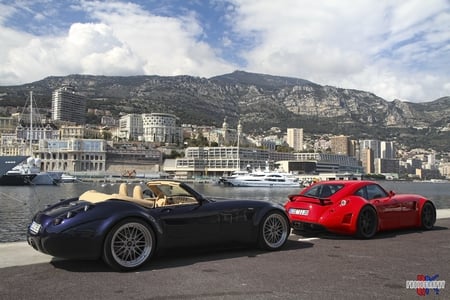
[161,208,173,213]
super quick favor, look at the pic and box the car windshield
[157,184,192,197]
[303,184,344,198]
[146,183,192,198]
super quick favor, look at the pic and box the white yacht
[0,156,61,185]
[221,166,300,187]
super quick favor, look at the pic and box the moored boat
[0,156,60,186]
[60,173,78,183]
[0,156,38,186]
[221,168,300,187]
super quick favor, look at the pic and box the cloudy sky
[0,0,449,102]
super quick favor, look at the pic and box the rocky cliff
[0,71,449,151]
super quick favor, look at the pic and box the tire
[103,218,155,271]
[356,206,378,239]
[258,211,290,250]
[421,202,436,230]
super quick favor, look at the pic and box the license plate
[289,208,309,216]
[29,221,41,234]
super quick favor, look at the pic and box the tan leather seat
[133,185,144,199]
[156,196,166,207]
[118,183,128,196]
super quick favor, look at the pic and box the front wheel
[356,206,378,239]
[258,211,290,250]
[103,218,155,271]
[421,202,436,230]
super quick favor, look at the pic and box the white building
[119,114,143,140]
[142,113,182,144]
[287,128,303,151]
[118,113,182,144]
[36,138,107,172]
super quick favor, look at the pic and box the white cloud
[0,0,448,102]
[79,1,235,76]
[0,0,236,85]
[229,0,450,101]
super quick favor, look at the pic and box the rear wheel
[103,218,155,271]
[258,211,290,250]
[356,206,378,239]
[421,202,436,230]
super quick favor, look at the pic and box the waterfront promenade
[0,211,449,299]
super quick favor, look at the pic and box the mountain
[0,71,449,151]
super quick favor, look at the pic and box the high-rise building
[380,141,395,159]
[51,85,87,124]
[330,135,350,155]
[361,147,374,174]
[360,139,380,158]
[374,158,399,174]
[287,128,303,151]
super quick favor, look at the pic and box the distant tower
[222,117,229,145]
[237,119,242,146]
[52,85,87,124]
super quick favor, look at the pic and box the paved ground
[1,213,449,300]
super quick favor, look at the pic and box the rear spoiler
[288,194,332,206]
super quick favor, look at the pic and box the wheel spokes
[360,210,374,234]
[263,215,287,246]
[111,223,152,267]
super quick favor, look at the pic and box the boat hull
[227,181,300,187]
[0,174,37,186]
[31,172,61,185]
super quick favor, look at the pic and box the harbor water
[0,180,449,243]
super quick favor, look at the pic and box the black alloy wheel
[421,202,436,230]
[356,206,378,239]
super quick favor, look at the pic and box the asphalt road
[1,219,449,300]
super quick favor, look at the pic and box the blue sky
[0,0,449,102]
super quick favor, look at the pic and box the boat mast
[29,91,33,156]
[237,120,242,170]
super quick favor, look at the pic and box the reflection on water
[0,181,449,243]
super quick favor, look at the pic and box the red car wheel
[421,202,436,230]
[356,206,378,239]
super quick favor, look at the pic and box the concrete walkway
[1,208,450,269]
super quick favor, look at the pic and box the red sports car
[284,180,436,238]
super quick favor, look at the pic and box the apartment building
[287,128,303,151]
[52,85,87,124]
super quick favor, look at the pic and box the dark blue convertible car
[28,180,290,271]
